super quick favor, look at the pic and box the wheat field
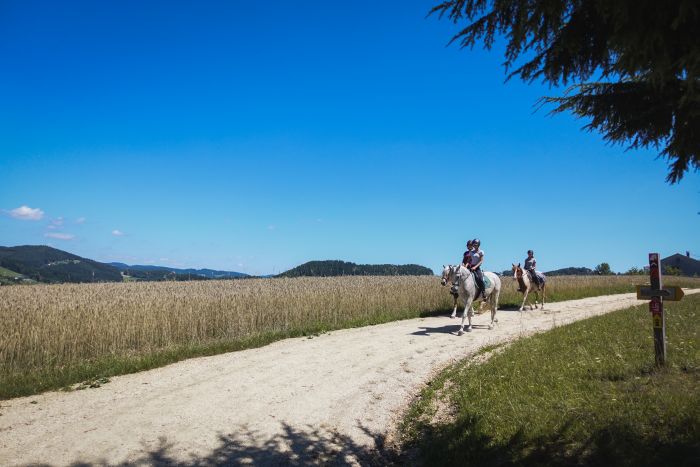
[2,274,699,398]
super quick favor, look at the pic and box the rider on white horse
[451,263,501,334]
[468,239,486,300]
[454,240,474,294]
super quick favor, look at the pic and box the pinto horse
[512,263,546,311]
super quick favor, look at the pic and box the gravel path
[2,291,696,466]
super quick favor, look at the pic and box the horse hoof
[488,324,494,330]
[519,308,524,312]
[458,329,464,336]
[494,318,499,323]
[466,326,472,332]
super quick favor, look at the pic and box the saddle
[527,270,546,285]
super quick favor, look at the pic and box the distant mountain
[0,245,122,283]
[278,260,434,278]
[545,267,595,276]
[109,263,249,280]
[661,253,700,276]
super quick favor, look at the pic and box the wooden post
[648,253,666,366]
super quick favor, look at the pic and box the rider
[524,249,541,286]
[462,239,474,267]
[468,238,486,300]
[452,240,474,295]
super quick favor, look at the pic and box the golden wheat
[0,276,449,373]
[1,274,698,379]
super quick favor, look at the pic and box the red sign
[649,297,662,314]
[649,255,659,275]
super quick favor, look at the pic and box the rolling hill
[545,267,595,276]
[0,245,122,283]
[278,260,434,278]
[109,263,249,281]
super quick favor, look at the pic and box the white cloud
[8,205,45,221]
[44,232,75,240]
[112,229,125,236]
[76,217,86,224]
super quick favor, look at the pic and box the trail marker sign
[640,253,685,366]
[636,285,685,301]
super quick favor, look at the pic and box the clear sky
[1,1,698,275]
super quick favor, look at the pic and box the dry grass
[1,274,698,398]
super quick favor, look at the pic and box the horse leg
[450,295,458,319]
[519,289,528,312]
[541,284,546,310]
[458,297,474,335]
[492,286,500,325]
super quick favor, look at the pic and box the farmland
[2,274,699,399]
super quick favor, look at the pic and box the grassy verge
[400,293,700,466]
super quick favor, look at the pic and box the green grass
[0,266,20,277]
[0,266,35,285]
[400,293,700,466]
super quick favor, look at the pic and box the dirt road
[2,291,695,466]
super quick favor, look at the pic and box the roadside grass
[400,293,700,466]
[1,275,699,399]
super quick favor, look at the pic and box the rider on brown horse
[524,250,542,289]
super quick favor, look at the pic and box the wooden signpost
[640,253,684,366]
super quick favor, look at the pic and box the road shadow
[411,324,461,336]
[411,323,493,336]
[45,423,402,467]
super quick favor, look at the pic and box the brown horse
[512,264,546,311]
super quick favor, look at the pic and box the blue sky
[1,1,698,275]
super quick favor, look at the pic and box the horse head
[441,265,456,286]
[512,263,523,279]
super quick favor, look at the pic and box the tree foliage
[432,0,700,182]
[594,262,613,275]
[278,260,433,278]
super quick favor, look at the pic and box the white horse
[440,265,483,318]
[447,265,501,335]
[512,263,546,311]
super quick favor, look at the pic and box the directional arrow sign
[636,285,685,301]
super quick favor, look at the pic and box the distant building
[661,253,700,276]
